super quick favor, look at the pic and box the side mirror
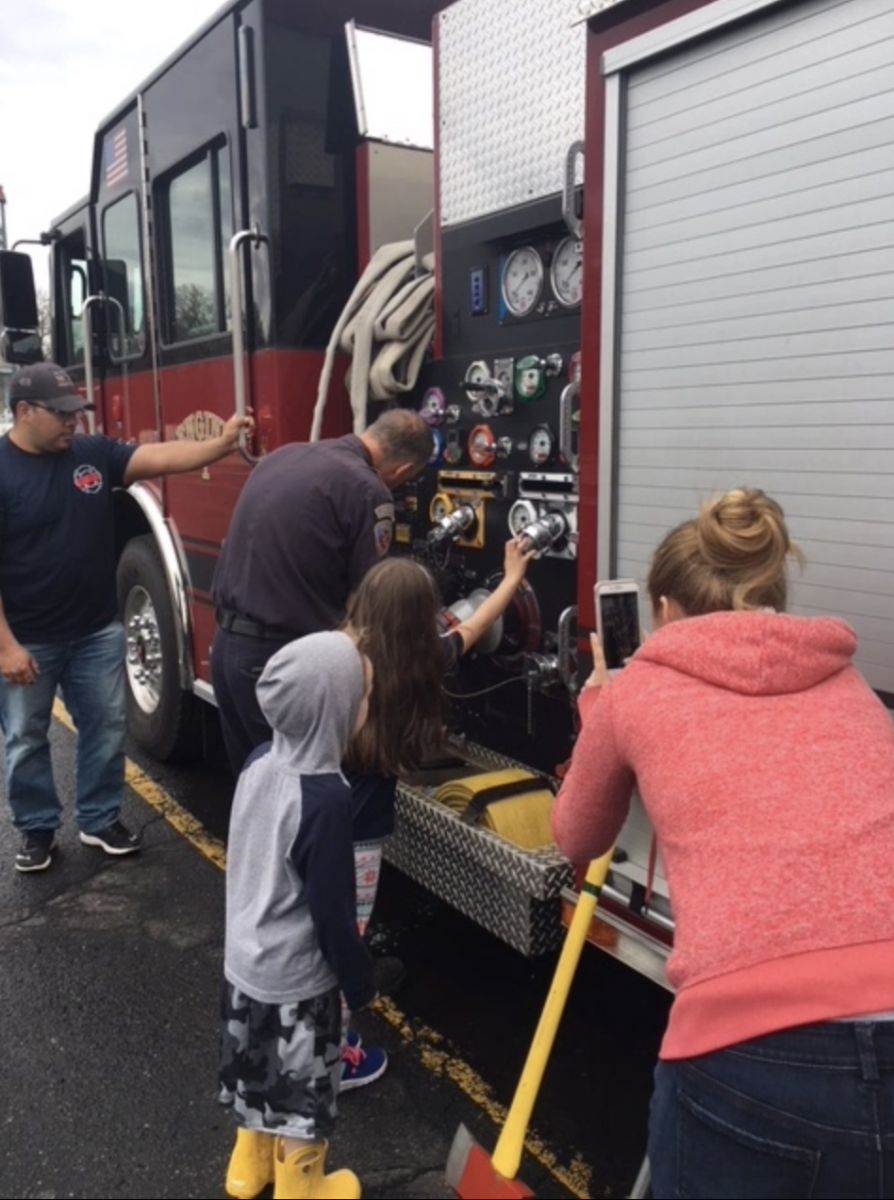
[1,329,42,364]
[0,250,39,329]
[0,250,41,364]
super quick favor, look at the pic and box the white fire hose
[311,240,435,440]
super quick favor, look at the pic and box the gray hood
[256,631,364,772]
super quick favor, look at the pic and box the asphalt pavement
[0,719,579,1200]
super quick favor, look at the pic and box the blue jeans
[649,1021,894,1198]
[0,621,126,835]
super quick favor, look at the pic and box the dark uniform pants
[210,625,291,776]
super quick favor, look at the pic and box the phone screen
[599,591,641,671]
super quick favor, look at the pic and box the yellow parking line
[52,697,226,869]
[52,698,593,1199]
[374,996,593,1198]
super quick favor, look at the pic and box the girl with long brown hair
[336,539,532,1086]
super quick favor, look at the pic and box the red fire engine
[1,0,891,979]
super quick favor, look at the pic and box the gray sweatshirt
[224,631,375,1010]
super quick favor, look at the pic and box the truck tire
[117,533,198,761]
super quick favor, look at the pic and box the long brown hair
[647,487,803,616]
[342,558,446,776]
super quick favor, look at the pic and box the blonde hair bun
[697,488,790,571]
[648,487,803,616]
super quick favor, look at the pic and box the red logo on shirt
[73,464,104,494]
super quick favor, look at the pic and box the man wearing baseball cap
[0,362,254,872]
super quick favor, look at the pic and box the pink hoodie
[551,611,894,1059]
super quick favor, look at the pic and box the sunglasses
[29,401,83,419]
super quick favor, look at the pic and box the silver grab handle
[229,226,267,464]
[559,380,578,469]
[80,294,104,435]
[562,140,585,239]
[106,295,127,363]
[557,605,578,694]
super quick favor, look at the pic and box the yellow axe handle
[491,848,615,1181]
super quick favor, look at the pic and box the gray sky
[0,0,221,283]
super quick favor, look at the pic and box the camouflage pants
[219,981,342,1139]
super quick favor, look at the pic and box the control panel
[392,200,584,774]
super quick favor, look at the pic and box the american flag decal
[104,126,129,188]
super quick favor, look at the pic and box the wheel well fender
[114,483,194,691]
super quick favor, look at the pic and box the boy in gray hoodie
[218,631,374,1200]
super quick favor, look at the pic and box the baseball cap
[9,362,95,413]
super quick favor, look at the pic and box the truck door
[50,204,102,426]
[92,7,260,510]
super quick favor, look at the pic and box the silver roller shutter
[599,0,894,696]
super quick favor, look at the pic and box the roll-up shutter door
[608,0,894,696]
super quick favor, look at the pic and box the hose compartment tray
[388,742,573,956]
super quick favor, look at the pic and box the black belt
[216,609,297,642]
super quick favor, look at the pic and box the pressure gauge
[429,492,454,523]
[463,359,491,406]
[468,424,497,467]
[550,236,583,308]
[508,499,539,538]
[527,423,555,466]
[501,246,544,319]
[419,387,446,425]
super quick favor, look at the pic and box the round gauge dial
[468,424,496,467]
[429,492,454,523]
[419,387,446,425]
[501,246,544,319]
[527,423,555,466]
[464,359,490,405]
[550,236,583,308]
[508,499,539,538]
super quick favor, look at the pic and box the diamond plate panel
[437,0,587,226]
[385,739,574,956]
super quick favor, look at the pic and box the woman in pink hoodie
[552,488,894,1199]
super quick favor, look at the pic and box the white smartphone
[595,579,642,672]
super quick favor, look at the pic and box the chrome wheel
[124,584,163,715]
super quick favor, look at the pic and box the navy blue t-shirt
[0,433,137,642]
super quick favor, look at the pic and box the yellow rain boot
[225,1127,276,1198]
[273,1137,361,1199]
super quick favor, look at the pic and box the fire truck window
[54,230,88,367]
[68,265,87,362]
[219,160,233,330]
[102,194,145,361]
[267,26,353,349]
[163,149,232,344]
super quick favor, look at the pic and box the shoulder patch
[374,518,393,556]
[375,503,395,521]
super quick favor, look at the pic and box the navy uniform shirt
[0,433,137,642]
[212,435,394,635]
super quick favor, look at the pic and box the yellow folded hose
[433,769,555,850]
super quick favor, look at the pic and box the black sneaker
[79,820,141,856]
[15,831,56,873]
[372,954,407,996]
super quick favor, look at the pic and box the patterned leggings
[341,838,385,1038]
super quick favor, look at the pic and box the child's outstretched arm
[453,536,535,655]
